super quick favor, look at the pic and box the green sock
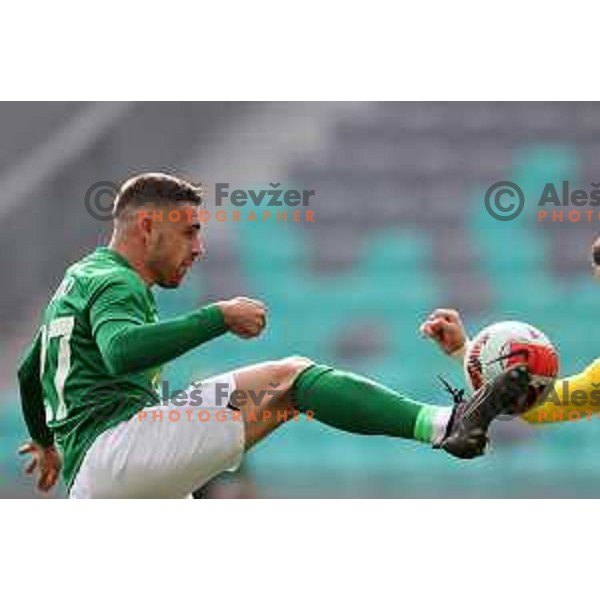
[293,364,451,444]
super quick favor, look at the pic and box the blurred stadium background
[1,101,599,498]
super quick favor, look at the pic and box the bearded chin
[157,276,181,289]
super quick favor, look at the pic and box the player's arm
[18,332,53,447]
[17,332,62,492]
[520,359,600,425]
[91,278,266,376]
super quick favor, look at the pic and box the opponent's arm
[419,308,470,359]
[420,309,600,426]
[521,359,600,425]
[91,279,267,376]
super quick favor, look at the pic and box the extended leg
[230,357,532,459]
[229,356,452,450]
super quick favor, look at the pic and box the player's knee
[272,356,314,389]
[285,355,314,378]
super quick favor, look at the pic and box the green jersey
[18,247,227,491]
[18,248,227,487]
[33,248,161,488]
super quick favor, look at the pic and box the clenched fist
[419,308,468,356]
[217,296,267,339]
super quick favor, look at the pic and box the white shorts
[69,372,245,499]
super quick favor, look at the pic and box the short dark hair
[113,172,202,217]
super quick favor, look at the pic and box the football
[464,321,559,412]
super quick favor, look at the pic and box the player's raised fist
[217,296,267,339]
[419,308,468,355]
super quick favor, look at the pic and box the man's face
[144,204,204,288]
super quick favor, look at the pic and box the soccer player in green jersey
[17,173,531,498]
